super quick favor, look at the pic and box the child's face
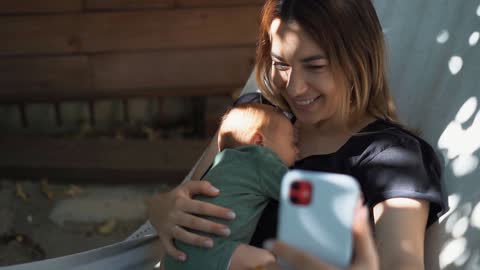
[264,116,299,166]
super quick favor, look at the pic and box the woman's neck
[295,113,376,158]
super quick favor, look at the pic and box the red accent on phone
[289,180,312,205]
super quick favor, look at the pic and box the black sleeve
[360,140,447,227]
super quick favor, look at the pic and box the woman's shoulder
[353,119,441,167]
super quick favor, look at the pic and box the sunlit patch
[454,249,471,267]
[445,211,461,233]
[477,4,480,16]
[452,155,479,177]
[154,261,161,269]
[471,201,480,229]
[452,216,470,238]
[440,194,461,222]
[439,237,467,269]
[469,32,480,46]
[438,122,463,159]
[436,30,450,44]
[455,97,477,124]
[438,97,480,177]
[449,56,463,75]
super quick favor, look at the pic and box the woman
[149,0,445,269]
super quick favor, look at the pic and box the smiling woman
[148,1,447,270]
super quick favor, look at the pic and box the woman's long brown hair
[255,0,399,126]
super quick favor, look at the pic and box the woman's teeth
[296,97,318,106]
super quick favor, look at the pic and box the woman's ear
[251,132,264,146]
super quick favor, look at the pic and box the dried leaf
[64,185,84,197]
[97,219,117,234]
[40,179,54,200]
[16,183,28,201]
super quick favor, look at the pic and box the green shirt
[163,145,288,270]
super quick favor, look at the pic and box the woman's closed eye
[272,61,290,71]
[305,64,327,71]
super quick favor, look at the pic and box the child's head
[218,103,298,166]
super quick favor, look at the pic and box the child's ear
[251,132,264,146]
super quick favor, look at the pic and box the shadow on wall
[373,0,480,269]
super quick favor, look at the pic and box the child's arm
[229,244,275,270]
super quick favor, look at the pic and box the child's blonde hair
[218,103,286,151]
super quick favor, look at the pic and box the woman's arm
[373,198,429,270]
[148,132,236,261]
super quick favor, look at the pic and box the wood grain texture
[0,47,254,102]
[0,136,209,182]
[0,0,82,14]
[0,6,260,56]
[91,47,256,91]
[0,56,92,100]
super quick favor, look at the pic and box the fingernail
[227,211,236,219]
[204,239,214,248]
[210,186,219,193]
[263,239,274,251]
[221,227,231,236]
[178,254,186,261]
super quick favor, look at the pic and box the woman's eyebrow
[270,52,284,61]
[300,55,327,63]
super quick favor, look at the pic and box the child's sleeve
[163,238,241,270]
[257,151,288,201]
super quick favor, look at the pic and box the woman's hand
[263,206,379,270]
[148,180,236,261]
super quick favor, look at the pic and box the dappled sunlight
[469,31,479,46]
[439,237,467,269]
[477,4,480,16]
[452,155,479,177]
[439,194,461,223]
[438,97,480,177]
[436,30,450,44]
[448,56,463,75]
[471,201,480,229]
[436,95,480,269]
[451,216,469,238]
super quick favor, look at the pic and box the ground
[0,179,172,267]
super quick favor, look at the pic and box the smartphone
[277,170,360,269]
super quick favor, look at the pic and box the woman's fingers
[176,211,231,237]
[178,196,236,220]
[264,240,335,270]
[351,206,379,270]
[182,180,220,197]
[171,223,216,248]
[160,233,186,261]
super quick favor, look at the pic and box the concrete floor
[0,179,172,267]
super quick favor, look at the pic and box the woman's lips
[292,96,322,110]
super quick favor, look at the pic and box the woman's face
[269,19,345,126]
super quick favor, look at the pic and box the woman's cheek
[271,69,288,91]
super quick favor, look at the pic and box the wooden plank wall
[0,0,263,103]
[0,1,264,182]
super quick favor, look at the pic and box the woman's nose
[285,69,308,96]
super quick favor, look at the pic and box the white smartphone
[277,170,360,269]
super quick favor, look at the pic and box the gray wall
[374,0,480,269]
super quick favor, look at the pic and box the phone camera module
[289,180,312,205]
